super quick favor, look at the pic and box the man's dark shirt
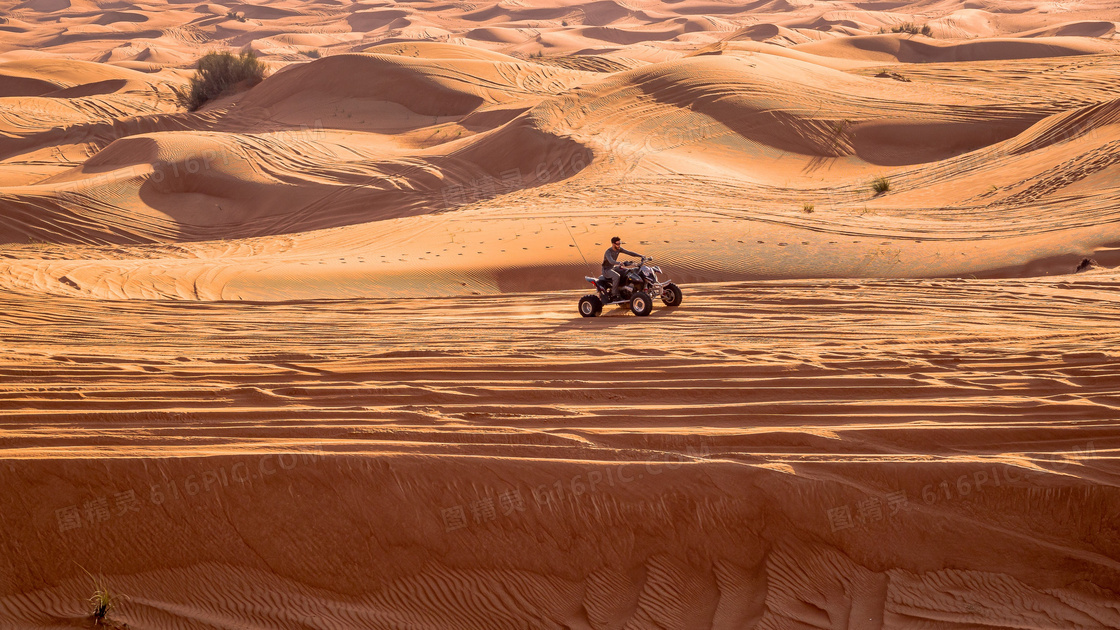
[603,246,640,270]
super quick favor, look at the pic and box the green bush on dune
[89,586,114,625]
[79,567,124,628]
[871,176,891,194]
[890,22,933,36]
[179,50,266,111]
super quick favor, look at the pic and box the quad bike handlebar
[619,256,652,268]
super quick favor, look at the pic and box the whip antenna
[563,221,589,267]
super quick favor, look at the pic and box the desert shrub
[180,50,266,111]
[891,22,933,36]
[874,70,911,82]
[802,203,815,213]
[300,49,321,58]
[90,587,113,624]
[871,176,891,194]
[81,569,123,627]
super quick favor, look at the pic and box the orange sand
[2,0,1120,627]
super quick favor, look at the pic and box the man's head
[611,236,622,250]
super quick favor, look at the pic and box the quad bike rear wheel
[579,294,603,317]
[661,283,682,307]
[630,291,653,316]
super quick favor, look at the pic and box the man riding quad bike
[578,236,682,317]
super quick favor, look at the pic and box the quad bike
[579,256,682,317]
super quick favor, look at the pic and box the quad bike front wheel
[579,294,603,317]
[630,291,653,316]
[661,283,682,307]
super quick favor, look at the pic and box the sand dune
[5,0,1120,63]
[4,42,1120,278]
[1,280,1119,626]
[3,0,1120,627]
[792,34,1120,64]
[1014,20,1119,39]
